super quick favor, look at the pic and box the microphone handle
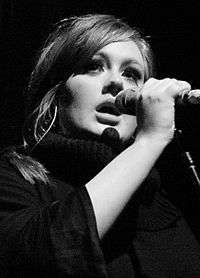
[115,89,200,115]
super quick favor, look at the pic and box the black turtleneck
[1,132,200,277]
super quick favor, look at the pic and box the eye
[122,67,141,83]
[83,59,104,74]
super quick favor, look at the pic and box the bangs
[65,16,139,75]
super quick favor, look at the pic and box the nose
[102,70,124,96]
[102,81,123,97]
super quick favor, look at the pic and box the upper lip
[96,100,121,116]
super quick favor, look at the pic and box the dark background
[1,0,200,240]
[1,0,200,163]
[1,0,200,261]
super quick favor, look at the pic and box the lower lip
[96,112,121,126]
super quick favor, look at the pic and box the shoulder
[0,151,79,206]
[0,148,95,222]
[0,155,25,185]
[0,152,59,208]
[0,154,49,206]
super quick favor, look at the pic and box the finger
[176,80,191,97]
[187,89,200,104]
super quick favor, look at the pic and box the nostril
[102,82,123,96]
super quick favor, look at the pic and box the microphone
[115,89,200,115]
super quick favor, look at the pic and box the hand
[135,77,191,142]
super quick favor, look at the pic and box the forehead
[94,41,144,68]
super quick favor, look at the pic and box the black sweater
[1,133,200,277]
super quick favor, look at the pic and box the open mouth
[96,102,121,116]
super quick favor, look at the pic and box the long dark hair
[5,14,155,184]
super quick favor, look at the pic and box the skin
[60,41,145,142]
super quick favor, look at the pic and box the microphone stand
[174,129,200,192]
[174,129,200,245]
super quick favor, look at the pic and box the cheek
[65,76,99,109]
[66,76,98,96]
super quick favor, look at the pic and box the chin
[119,134,132,144]
[113,126,133,142]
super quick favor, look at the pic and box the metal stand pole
[175,129,200,190]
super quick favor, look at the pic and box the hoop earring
[30,105,58,152]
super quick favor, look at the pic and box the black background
[1,0,200,163]
[1,1,200,266]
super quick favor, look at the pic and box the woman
[1,14,200,277]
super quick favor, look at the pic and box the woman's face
[60,40,145,142]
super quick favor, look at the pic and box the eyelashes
[83,60,104,73]
[80,59,143,83]
[122,67,142,82]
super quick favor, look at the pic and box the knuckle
[164,78,172,82]
[178,81,191,91]
[148,77,156,81]
[146,77,157,84]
